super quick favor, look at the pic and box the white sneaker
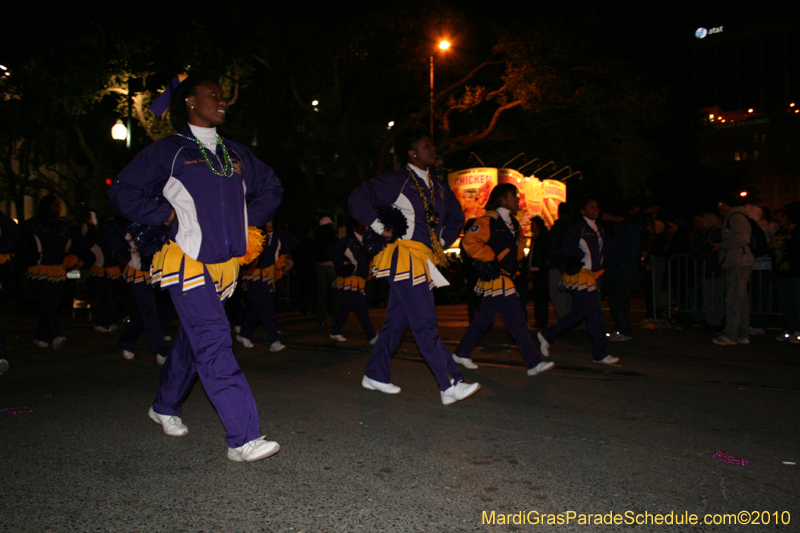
[164,335,172,342]
[0,359,9,377]
[236,335,254,348]
[527,361,555,376]
[148,407,188,437]
[369,334,379,345]
[122,349,135,360]
[608,332,632,342]
[269,341,286,352]
[594,355,619,365]
[329,334,347,342]
[452,354,479,369]
[362,375,401,394]
[712,335,737,346]
[227,436,280,463]
[94,325,109,333]
[441,381,481,405]
[537,332,550,357]
[52,336,67,350]
[33,339,49,348]
[737,337,751,345]
[156,354,167,366]
[776,331,791,342]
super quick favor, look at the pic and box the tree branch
[442,100,522,152]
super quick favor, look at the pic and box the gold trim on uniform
[333,275,366,294]
[26,264,67,282]
[560,268,603,292]
[89,264,122,280]
[372,239,436,288]
[475,274,517,297]
[151,241,239,301]
[123,264,151,285]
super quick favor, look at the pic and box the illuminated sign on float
[695,26,723,39]
[448,167,567,235]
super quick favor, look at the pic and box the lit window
[753,150,759,159]
[734,151,741,161]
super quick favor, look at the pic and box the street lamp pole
[430,40,450,143]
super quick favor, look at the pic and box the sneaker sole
[228,442,281,463]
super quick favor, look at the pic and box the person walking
[109,72,284,462]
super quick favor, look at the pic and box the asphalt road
[1,304,798,532]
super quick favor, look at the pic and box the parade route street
[1,305,798,532]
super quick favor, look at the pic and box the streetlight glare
[0,65,6,70]
[111,120,128,141]
[439,41,451,50]
[312,100,319,106]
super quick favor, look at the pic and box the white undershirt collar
[408,163,430,188]
[189,124,218,151]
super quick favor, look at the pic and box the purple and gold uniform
[349,167,465,391]
[328,233,376,341]
[109,125,283,448]
[454,210,545,369]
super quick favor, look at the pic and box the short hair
[38,195,59,216]
[169,72,215,131]
[485,183,518,211]
[394,125,429,166]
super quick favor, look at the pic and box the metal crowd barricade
[665,254,780,320]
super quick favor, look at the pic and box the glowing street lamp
[430,40,451,142]
[111,120,128,141]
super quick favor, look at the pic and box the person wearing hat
[109,72,283,463]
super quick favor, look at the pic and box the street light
[111,120,128,141]
[430,40,451,142]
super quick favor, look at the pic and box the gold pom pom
[62,254,79,270]
[237,227,266,266]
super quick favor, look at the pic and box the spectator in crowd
[604,207,641,341]
[712,195,753,346]
[688,212,723,327]
[771,201,800,343]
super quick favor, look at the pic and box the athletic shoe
[527,361,555,376]
[122,350,135,360]
[441,381,481,405]
[236,335,254,348]
[594,355,619,365]
[94,326,109,333]
[369,334,379,346]
[329,334,347,342]
[52,336,67,350]
[452,354,479,369]
[227,436,280,463]
[537,332,550,357]
[164,335,172,342]
[269,341,286,352]
[33,339,49,348]
[148,407,188,437]
[0,359,9,377]
[712,335,737,346]
[776,331,791,342]
[362,375,401,394]
[608,332,632,342]
[737,337,751,345]
[156,354,167,366]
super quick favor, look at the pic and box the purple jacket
[109,125,283,264]
[348,169,464,250]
